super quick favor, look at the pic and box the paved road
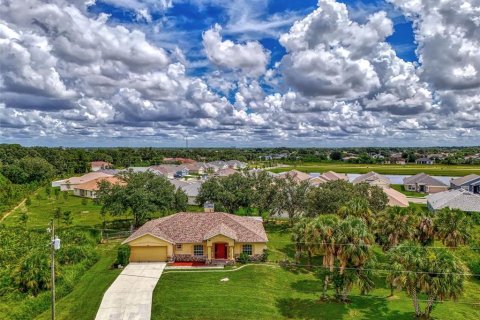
[407,197,427,204]
[95,262,166,320]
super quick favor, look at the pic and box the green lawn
[2,188,130,230]
[151,222,480,320]
[152,265,480,320]
[268,163,480,176]
[390,184,426,198]
[35,242,121,320]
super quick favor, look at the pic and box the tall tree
[434,208,471,247]
[96,171,183,227]
[388,242,467,319]
[375,206,418,250]
[273,175,310,224]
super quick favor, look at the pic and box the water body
[309,173,458,185]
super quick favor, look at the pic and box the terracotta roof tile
[123,212,268,244]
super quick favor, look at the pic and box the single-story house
[73,176,125,198]
[403,173,448,193]
[91,161,112,172]
[248,169,278,178]
[309,171,348,186]
[226,160,247,169]
[277,170,311,183]
[122,212,268,263]
[352,171,391,187]
[185,163,207,175]
[169,179,203,205]
[415,158,434,165]
[57,172,113,191]
[208,161,229,170]
[214,168,237,177]
[389,157,406,165]
[427,189,480,213]
[150,165,189,179]
[382,187,409,207]
[450,174,480,194]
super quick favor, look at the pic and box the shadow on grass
[276,297,348,319]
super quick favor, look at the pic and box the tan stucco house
[122,212,268,263]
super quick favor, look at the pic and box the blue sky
[1,0,479,147]
[89,0,417,76]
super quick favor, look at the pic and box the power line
[271,240,478,250]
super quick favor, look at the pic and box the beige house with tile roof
[122,212,268,263]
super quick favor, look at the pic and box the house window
[176,244,182,250]
[242,244,253,255]
[194,245,204,256]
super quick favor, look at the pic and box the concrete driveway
[95,262,166,320]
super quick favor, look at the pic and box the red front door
[215,243,227,259]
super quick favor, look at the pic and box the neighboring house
[91,161,112,171]
[415,157,434,165]
[352,171,391,187]
[382,187,409,207]
[427,189,480,213]
[309,171,348,186]
[390,157,406,165]
[208,161,229,170]
[185,163,207,175]
[214,168,237,177]
[122,212,268,263]
[342,156,358,162]
[226,160,247,170]
[151,165,189,179]
[277,170,311,183]
[57,172,113,191]
[169,179,203,205]
[450,174,480,194]
[73,176,125,198]
[127,167,152,173]
[403,173,448,194]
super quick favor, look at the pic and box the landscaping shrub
[237,252,250,264]
[116,245,130,267]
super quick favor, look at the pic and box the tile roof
[62,172,113,185]
[91,161,111,167]
[450,174,480,187]
[403,173,447,186]
[352,171,390,185]
[215,168,237,177]
[277,170,311,182]
[74,176,125,191]
[382,187,409,207]
[169,179,202,197]
[427,189,480,212]
[320,171,348,181]
[123,212,268,244]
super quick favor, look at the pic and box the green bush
[261,249,269,262]
[237,252,250,264]
[116,245,130,267]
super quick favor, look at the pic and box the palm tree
[291,217,310,264]
[310,214,339,298]
[388,242,467,319]
[333,217,375,301]
[434,208,471,247]
[338,197,372,224]
[375,206,418,250]
[416,213,435,246]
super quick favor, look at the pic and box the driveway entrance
[95,262,165,320]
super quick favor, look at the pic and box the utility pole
[50,219,55,320]
[50,219,60,320]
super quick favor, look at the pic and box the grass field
[152,223,480,320]
[268,163,480,176]
[35,241,121,320]
[390,184,426,198]
[2,188,131,230]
